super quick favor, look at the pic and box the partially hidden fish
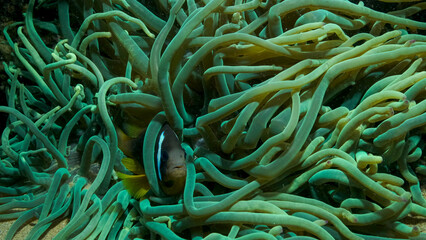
[116,124,187,199]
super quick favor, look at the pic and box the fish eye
[161,151,169,161]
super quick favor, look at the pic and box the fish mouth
[169,165,186,178]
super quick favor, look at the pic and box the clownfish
[116,124,187,199]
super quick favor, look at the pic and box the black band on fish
[154,124,187,196]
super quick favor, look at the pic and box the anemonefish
[116,124,187,199]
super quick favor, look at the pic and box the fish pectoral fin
[116,172,150,199]
[121,158,145,175]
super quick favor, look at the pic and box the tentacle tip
[399,195,411,203]
[345,214,358,223]
[387,107,394,116]
[148,33,156,39]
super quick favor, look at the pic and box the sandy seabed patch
[0,217,68,240]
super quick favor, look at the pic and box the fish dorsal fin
[117,127,134,158]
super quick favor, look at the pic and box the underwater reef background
[0,0,426,239]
